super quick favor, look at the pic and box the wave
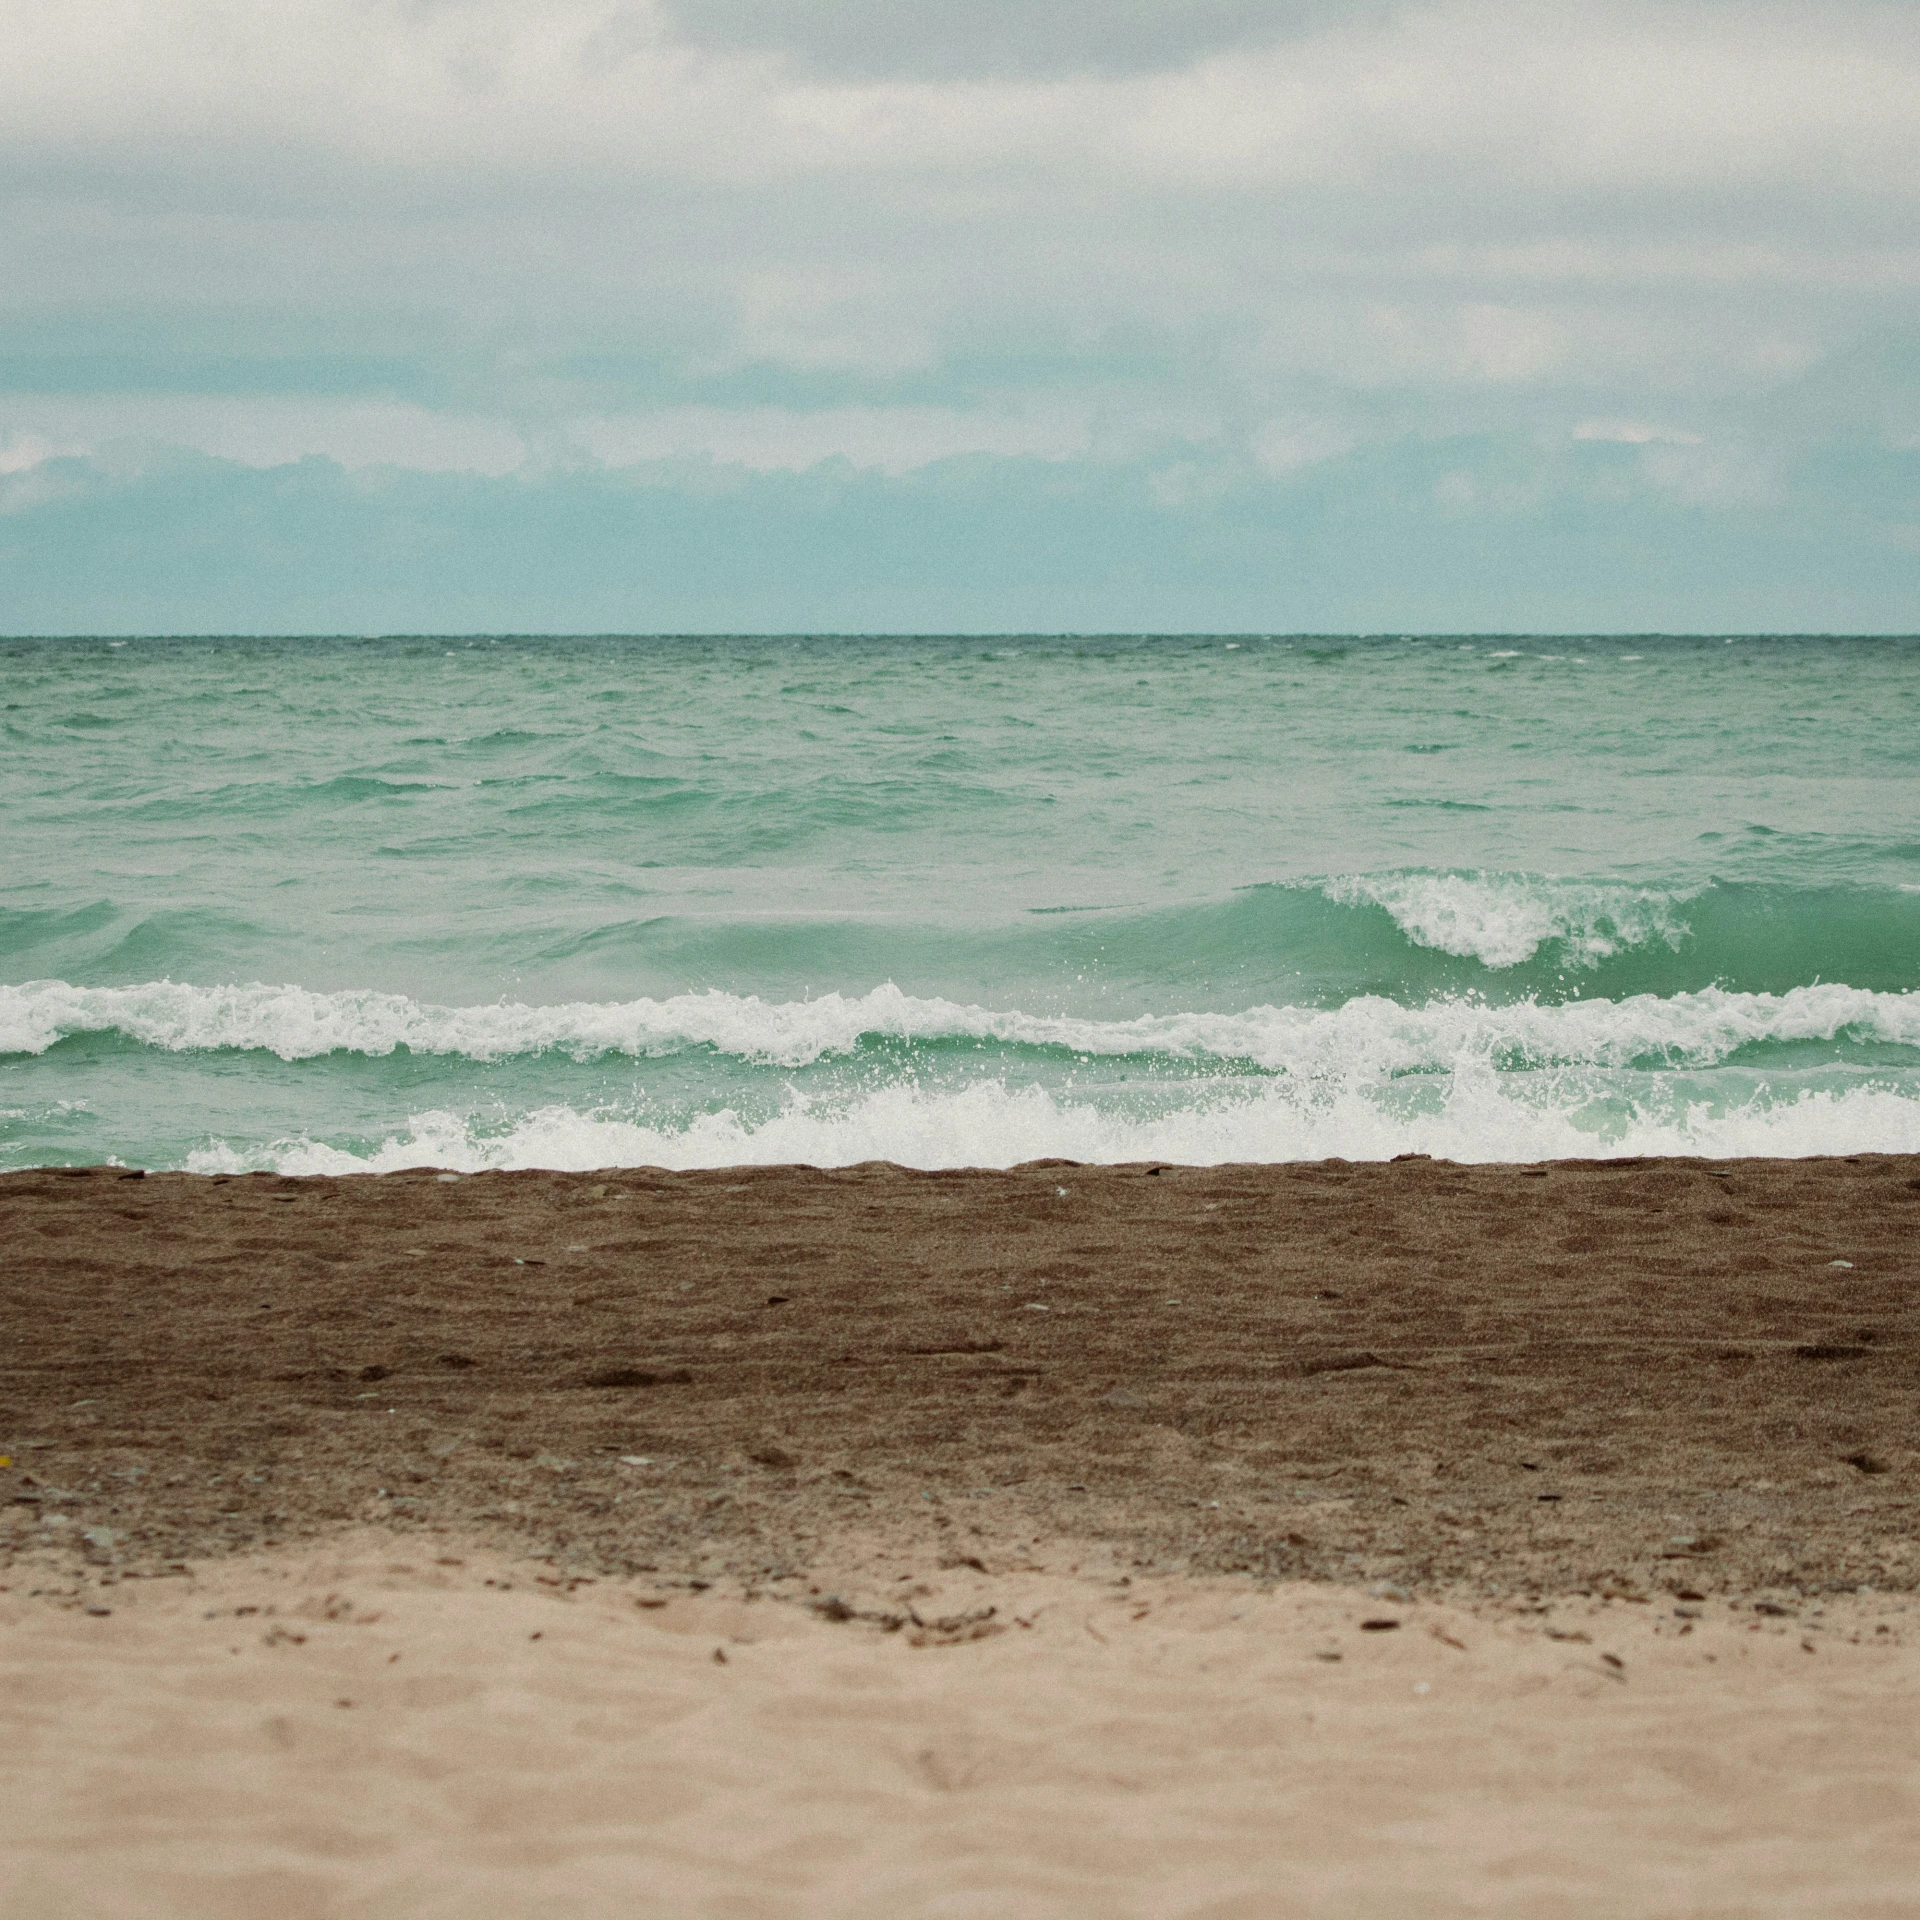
[7,976,1919,1074]
[184,1073,1920,1175]
[519,875,1920,1003]
[1298,872,1920,996]
[1321,872,1692,970]
[9,875,1919,1007]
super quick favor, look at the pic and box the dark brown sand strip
[4,1155,1917,1599]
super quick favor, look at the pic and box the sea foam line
[5,978,1919,1073]
[184,1072,1920,1176]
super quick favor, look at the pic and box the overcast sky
[3,0,1917,630]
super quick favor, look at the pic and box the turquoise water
[4,633,1918,1171]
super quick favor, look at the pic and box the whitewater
[3,633,1917,1171]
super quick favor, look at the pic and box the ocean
[3,633,1917,1173]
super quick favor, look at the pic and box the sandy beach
[5,1154,1919,1914]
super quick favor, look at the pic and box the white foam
[5,976,1917,1074]
[1323,872,1692,969]
[184,1071,1920,1176]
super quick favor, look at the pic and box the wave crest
[5,976,1918,1075]
[1322,872,1693,970]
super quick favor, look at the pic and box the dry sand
[4,1532,1919,1919]
[4,1155,1919,1914]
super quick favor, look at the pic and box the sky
[2,0,1918,633]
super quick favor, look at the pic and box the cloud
[0,429,67,475]
[1,0,1917,622]
[656,0,1397,81]
[571,403,1093,474]
[0,397,525,473]
[8,0,1914,197]
[1573,421,1702,446]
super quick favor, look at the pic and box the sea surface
[3,633,1918,1173]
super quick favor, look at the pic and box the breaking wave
[1321,872,1693,969]
[6,977,1919,1074]
[186,1074,1920,1176]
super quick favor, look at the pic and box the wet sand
[5,1155,1917,1593]
[4,1155,1919,1913]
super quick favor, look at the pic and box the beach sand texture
[4,1155,1919,1914]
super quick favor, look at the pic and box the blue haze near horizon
[4,439,1919,637]
[3,632,1918,1172]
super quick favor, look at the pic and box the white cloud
[732,268,938,376]
[572,402,1091,472]
[1251,418,1354,474]
[6,1,1918,197]
[0,396,527,473]
[1,0,1916,486]
[1573,421,1703,446]
[0,429,69,474]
